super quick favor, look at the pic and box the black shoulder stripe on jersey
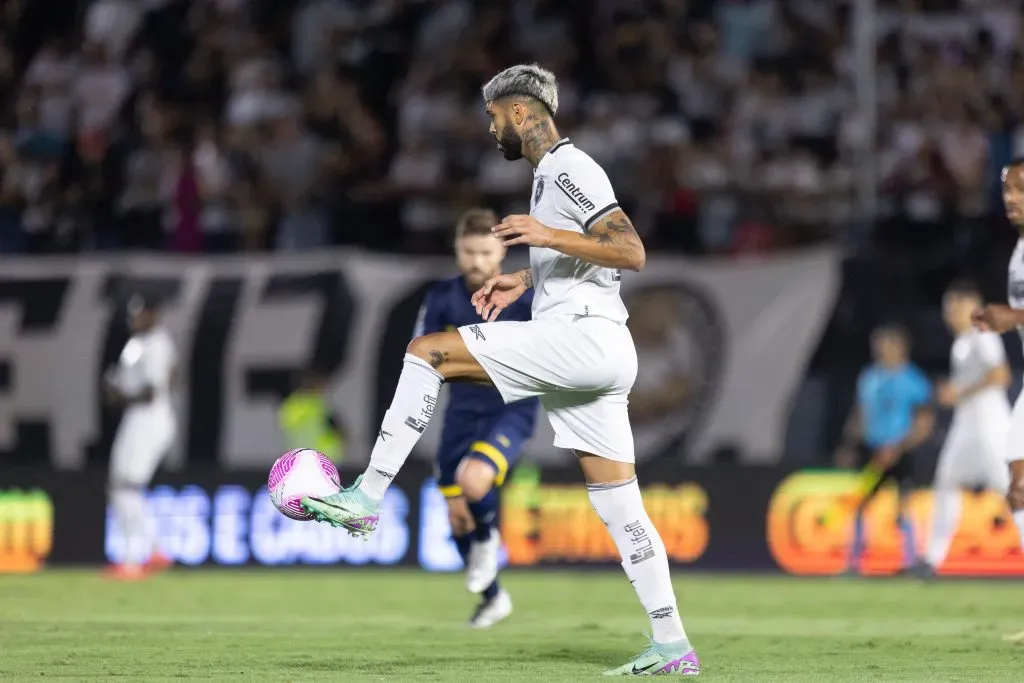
[584,202,620,232]
[549,138,571,154]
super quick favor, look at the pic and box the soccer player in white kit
[925,280,1014,575]
[303,65,700,676]
[103,295,177,580]
[970,159,1024,548]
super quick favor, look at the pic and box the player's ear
[511,102,527,126]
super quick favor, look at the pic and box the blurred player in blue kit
[414,207,539,628]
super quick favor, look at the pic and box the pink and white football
[268,449,341,521]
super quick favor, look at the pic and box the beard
[497,121,523,161]
[463,268,493,288]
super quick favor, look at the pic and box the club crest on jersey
[533,179,544,207]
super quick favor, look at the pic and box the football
[268,449,341,520]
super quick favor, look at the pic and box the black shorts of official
[856,442,916,498]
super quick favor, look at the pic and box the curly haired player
[303,65,699,676]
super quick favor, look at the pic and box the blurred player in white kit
[970,158,1024,549]
[924,280,1013,576]
[103,294,177,580]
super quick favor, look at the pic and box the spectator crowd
[0,0,1020,258]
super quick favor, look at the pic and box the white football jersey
[1010,238,1024,351]
[529,138,629,323]
[948,328,1011,426]
[113,326,176,418]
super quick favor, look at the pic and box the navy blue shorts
[436,408,533,498]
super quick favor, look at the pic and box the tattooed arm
[515,268,533,288]
[492,209,646,271]
[547,210,646,270]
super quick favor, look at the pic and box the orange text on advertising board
[501,480,708,566]
[0,489,54,573]
[767,471,1024,575]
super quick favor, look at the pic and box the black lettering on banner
[87,276,183,467]
[188,277,244,463]
[244,272,355,403]
[374,281,437,431]
[0,278,71,464]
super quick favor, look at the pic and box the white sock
[926,488,960,568]
[112,488,150,566]
[357,354,443,501]
[1013,510,1024,550]
[588,477,688,647]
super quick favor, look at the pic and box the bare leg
[408,331,491,383]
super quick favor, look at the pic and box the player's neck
[520,116,561,167]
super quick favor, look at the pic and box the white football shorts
[1008,393,1024,464]
[110,410,176,487]
[935,421,1010,492]
[459,315,638,463]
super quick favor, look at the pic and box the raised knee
[457,460,496,502]
[407,334,444,368]
[405,333,438,366]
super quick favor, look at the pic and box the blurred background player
[413,207,538,628]
[970,158,1024,544]
[279,368,346,464]
[102,294,178,580]
[925,280,1012,577]
[836,325,934,575]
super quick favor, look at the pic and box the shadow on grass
[277,643,621,675]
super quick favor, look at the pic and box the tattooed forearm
[428,350,449,369]
[584,210,646,270]
[516,268,534,288]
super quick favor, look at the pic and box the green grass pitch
[1,569,1022,681]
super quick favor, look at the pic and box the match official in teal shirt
[837,325,935,575]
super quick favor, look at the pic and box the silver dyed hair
[481,64,559,116]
